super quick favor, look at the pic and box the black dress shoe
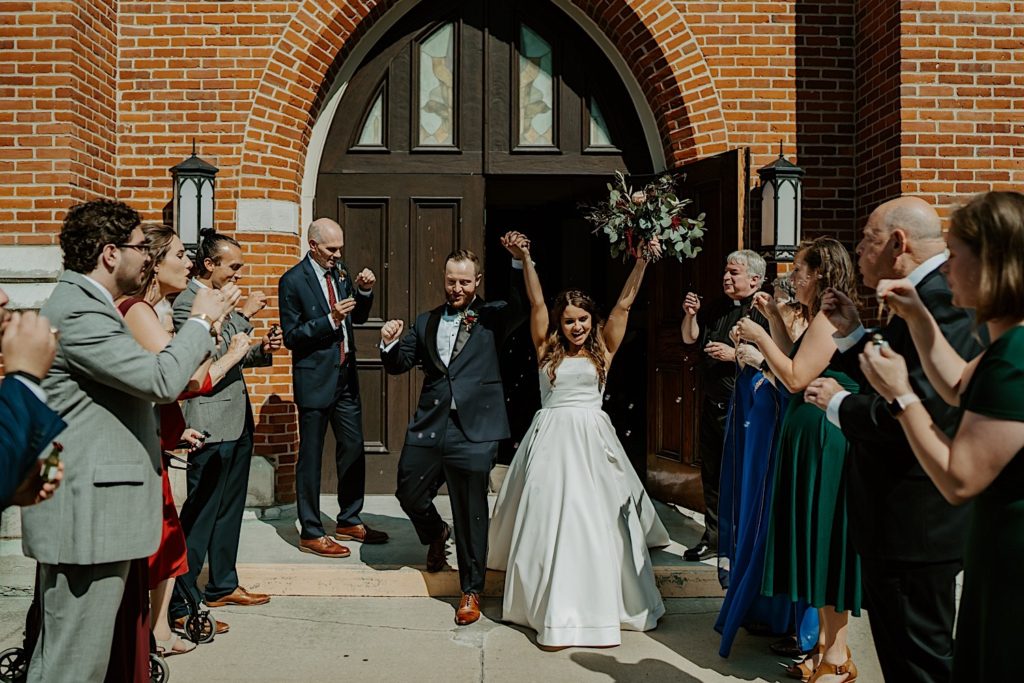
[426,523,451,572]
[770,634,806,658]
[683,541,715,561]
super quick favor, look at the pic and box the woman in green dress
[861,190,1024,682]
[735,237,862,683]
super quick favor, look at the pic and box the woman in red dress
[116,223,251,658]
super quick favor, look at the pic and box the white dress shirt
[825,251,948,427]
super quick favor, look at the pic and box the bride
[487,238,670,649]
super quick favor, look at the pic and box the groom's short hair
[445,249,481,275]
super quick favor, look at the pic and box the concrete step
[0,496,725,599]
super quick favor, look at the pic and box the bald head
[857,196,945,286]
[307,217,344,270]
[875,196,943,242]
[309,218,342,244]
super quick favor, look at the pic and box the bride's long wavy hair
[539,289,609,387]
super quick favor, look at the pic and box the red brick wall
[899,0,1024,219]
[855,0,903,224]
[4,0,1022,502]
[0,0,118,244]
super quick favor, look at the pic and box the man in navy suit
[279,218,388,558]
[379,232,527,625]
[1,286,65,510]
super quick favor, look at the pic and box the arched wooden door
[314,0,743,501]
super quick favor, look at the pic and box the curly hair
[539,289,609,387]
[60,200,141,274]
[796,236,859,317]
[949,190,1024,324]
[193,227,241,277]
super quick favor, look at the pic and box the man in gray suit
[21,199,234,683]
[169,229,282,629]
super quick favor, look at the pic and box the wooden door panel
[317,173,484,493]
[411,199,460,315]
[646,149,747,510]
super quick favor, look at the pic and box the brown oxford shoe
[205,586,271,608]
[299,535,351,558]
[455,592,481,626]
[172,616,229,635]
[335,523,389,545]
[426,522,451,573]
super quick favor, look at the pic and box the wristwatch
[887,392,921,417]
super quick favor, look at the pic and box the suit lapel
[449,298,484,365]
[301,257,329,314]
[425,306,446,374]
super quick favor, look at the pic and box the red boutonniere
[461,308,478,332]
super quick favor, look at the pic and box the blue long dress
[715,365,817,657]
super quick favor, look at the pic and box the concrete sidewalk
[2,494,725,599]
[0,496,885,681]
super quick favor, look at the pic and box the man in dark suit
[680,250,768,561]
[170,230,281,630]
[0,287,65,510]
[380,233,526,626]
[805,196,983,683]
[278,217,386,558]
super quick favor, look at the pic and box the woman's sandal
[156,634,196,657]
[807,658,857,682]
[783,645,851,681]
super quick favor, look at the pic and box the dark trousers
[861,556,960,683]
[170,431,252,618]
[699,396,729,548]
[296,363,365,539]
[395,412,495,595]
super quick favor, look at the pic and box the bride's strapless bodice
[539,356,604,410]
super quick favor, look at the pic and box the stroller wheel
[0,647,29,683]
[185,612,217,644]
[148,652,170,683]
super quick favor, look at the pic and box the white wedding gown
[487,356,670,647]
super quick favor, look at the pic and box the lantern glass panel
[760,181,776,248]
[178,178,199,245]
[777,179,797,246]
[200,179,214,231]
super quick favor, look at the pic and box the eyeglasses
[115,242,152,255]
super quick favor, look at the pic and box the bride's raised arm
[501,231,548,356]
[602,249,653,359]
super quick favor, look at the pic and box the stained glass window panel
[418,23,455,146]
[357,90,385,146]
[518,25,553,146]
[589,98,612,147]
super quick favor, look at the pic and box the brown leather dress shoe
[173,616,229,635]
[299,536,351,558]
[426,523,451,572]
[455,592,481,625]
[205,586,271,607]
[335,523,389,545]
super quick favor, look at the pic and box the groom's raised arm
[380,319,420,375]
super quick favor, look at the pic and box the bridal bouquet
[584,170,705,262]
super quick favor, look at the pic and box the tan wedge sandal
[807,658,857,683]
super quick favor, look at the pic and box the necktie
[324,271,346,365]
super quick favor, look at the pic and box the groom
[380,232,526,625]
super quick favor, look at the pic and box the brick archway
[237,0,729,205]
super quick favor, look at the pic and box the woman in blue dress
[715,275,816,657]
